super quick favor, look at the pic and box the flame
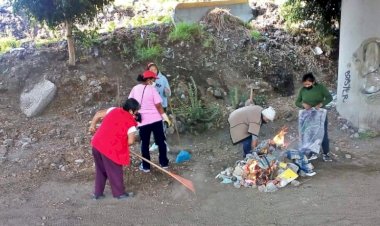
[272,127,287,146]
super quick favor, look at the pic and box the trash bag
[175,150,191,163]
[298,108,327,155]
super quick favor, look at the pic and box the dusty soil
[1,88,380,226]
[0,4,379,226]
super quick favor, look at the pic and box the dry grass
[202,8,244,32]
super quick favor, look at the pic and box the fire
[272,127,287,147]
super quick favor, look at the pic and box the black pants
[321,114,330,155]
[139,120,169,169]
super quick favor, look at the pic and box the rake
[130,150,196,194]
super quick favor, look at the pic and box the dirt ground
[1,92,380,226]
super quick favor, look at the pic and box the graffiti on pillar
[342,70,351,102]
[353,38,380,103]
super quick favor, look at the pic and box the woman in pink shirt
[129,70,171,172]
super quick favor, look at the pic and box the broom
[130,150,196,194]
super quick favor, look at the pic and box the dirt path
[1,125,380,226]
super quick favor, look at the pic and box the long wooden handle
[130,150,172,175]
[130,150,196,193]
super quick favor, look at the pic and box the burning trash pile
[216,128,317,192]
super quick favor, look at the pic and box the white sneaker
[308,153,318,161]
[305,171,316,177]
[149,143,158,152]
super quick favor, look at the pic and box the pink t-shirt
[129,84,163,127]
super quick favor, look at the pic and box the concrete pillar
[337,0,380,131]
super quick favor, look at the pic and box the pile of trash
[216,121,325,192]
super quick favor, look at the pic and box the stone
[89,80,98,86]
[353,133,360,138]
[0,145,7,159]
[75,159,85,164]
[291,180,301,187]
[206,77,219,87]
[213,89,223,99]
[335,147,340,152]
[312,46,323,55]
[20,79,57,117]
[21,142,31,150]
[3,139,13,147]
[79,75,87,82]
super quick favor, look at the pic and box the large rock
[20,79,57,117]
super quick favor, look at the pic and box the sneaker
[116,192,134,199]
[139,163,150,173]
[92,194,105,200]
[162,166,169,169]
[149,143,158,152]
[304,171,317,177]
[323,154,333,162]
[308,153,318,161]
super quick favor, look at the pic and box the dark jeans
[139,120,169,169]
[321,114,330,155]
[92,147,125,197]
[241,136,252,157]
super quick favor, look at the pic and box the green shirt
[295,83,332,108]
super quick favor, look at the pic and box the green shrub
[280,0,341,38]
[254,94,268,107]
[0,37,21,53]
[174,77,221,124]
[130,15,172,27]
[107,21,116,33]
[134,34,163,61]
[136,45,162,61]
[229,86,248,109]
[359,130,379,139]
[169,22,203,42]
[250,30,262,40]
[202,37,214,49]
[35,38,60,48]
[74,27,100,49]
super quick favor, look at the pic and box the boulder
[20,79,57,117]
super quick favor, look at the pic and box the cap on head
[262,106,276,121]
[143,70,158,79]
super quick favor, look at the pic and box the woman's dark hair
[136,74,147,82]
[122,98,140,111]
[302,73,316,83]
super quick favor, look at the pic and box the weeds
[129,15,172,27]
[35,38,60,48]
[134,33,163,61]
[254,94,268,107]
[202,37,214,49]
[169,22,203,42]
[174,77,221,125]
[229,86,248,109]
[359,130,379,139]
[107,21,116,33]
[0,37,21,53]
[250,30,262,41]
[74,27,101,49]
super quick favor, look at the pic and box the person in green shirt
[295,73,333,162]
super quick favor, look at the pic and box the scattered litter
[175,150,191,163]
[312,46,323,55]
[216,127,318,192]
[345,154,352,159]
[75,159,84,164]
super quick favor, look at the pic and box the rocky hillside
[0,0,339,181]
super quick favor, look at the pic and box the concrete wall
[337,0,380,131]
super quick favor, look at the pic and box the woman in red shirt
[89,98,140,200]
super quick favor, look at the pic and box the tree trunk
[65,20,75,66]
